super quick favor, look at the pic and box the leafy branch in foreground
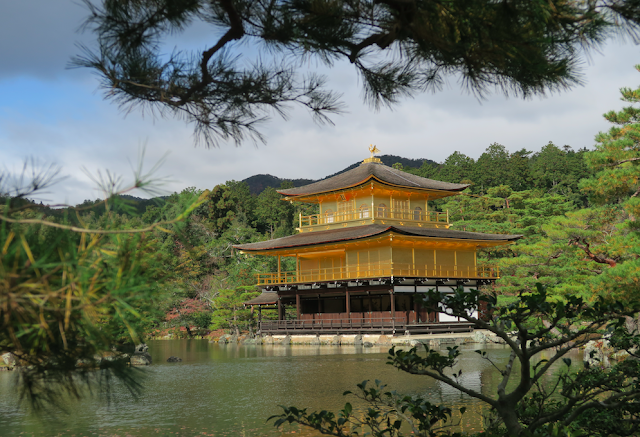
[0,160,205,410]
[272,285,640,436]
[75,0,640,147]
[271,379,465,437]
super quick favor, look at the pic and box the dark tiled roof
[277,162,468,196]
[234,224,521,251]
[245,291,279,305]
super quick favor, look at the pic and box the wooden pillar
[296,293,301,319]
[258,306,263,334]
[367,291,372,312]
[277,299,283,321]
[390,289,396,333]
[345,288,350,315]
[277,255,281,282]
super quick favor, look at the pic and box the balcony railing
[299,208,449,227]
[260,316,408,333]
[259,318,474,334]
[256,262,499,285]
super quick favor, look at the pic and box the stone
[612,350,630,360]
[263,335,274,344]
[363,342,373,348]
[473,331,488,344]
[310,336,320,345]
[130,353,152,366]
[429,339,441,349]
[93,354,103,366]
[282,335,291,345]
[331,335,342,345]
[166,356,182,362]
[135,343,149,354]
[2,353,16,369]
[584,339,613,369]
[354,334,363,346]
[375,335,392,346]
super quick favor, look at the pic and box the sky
[1,1,639,205]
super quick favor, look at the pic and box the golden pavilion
[235,148,520,334]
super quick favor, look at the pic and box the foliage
[209,286,260,335]
[272,285,640,436]
[498,67,640,304]
[255,186,295,237]
[272,379,465,437]
[410,142,592,198]
[0,161,209,409]
[581,69,640,225]
[74,0,640,146]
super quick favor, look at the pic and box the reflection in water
[0,340,581,436]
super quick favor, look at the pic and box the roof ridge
[379,165,420,186]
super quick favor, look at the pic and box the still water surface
[0,340,579,437]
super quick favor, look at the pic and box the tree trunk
[496,403,522,436]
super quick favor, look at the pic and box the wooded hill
[241,155,437,194]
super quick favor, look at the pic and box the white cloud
[1,2,638,205]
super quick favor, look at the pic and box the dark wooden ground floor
[252,285,486,335]
[246,278,490,334]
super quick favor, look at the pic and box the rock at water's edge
[130,353,152,366]
[375,335,392,346]
[135,343,149,354]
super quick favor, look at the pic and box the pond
[0,340,581,437]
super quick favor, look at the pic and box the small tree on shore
[210,286,260,336]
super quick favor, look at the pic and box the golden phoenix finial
[368,144,380,158]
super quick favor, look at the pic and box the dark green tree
[255,186,294,237]
[529,142,590,200]
[436,151,476,185]
[473,143,511,193]
[209,286,260,335]
[501,68,640,304]
[581,68,640,226]
[74,0,640,146]
[507,148,533,191]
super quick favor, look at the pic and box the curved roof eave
[234,224,522,252]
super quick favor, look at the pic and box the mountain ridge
[242,154,436,194]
